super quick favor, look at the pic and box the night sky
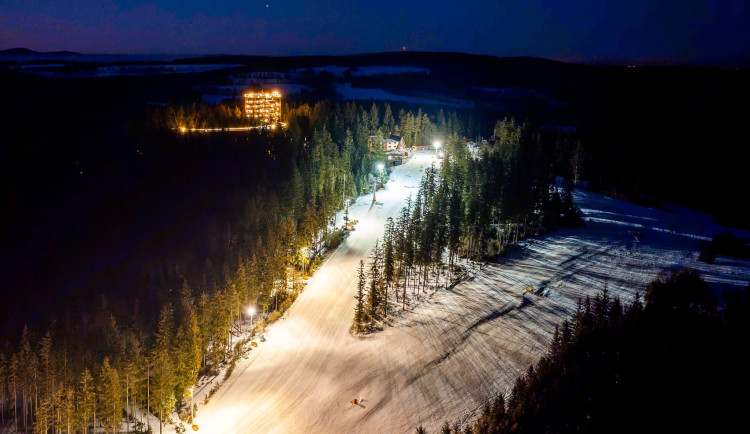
[2,0,749,65]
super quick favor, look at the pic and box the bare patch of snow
[335,83,473,107]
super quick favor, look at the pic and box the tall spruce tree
[98,357,122,434]
[382,217,396,317]
[151,306,176,434]
[366,241,383,328]
[77,368,95,434]
[353,260,367,333]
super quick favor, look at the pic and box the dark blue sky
[2,0,749,65]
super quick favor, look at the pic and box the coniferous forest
[0,98,408,432]
[352,119,582,333]
[5,58,745,433]
[416,270,750,434]
[3,6,750,431]
[2,87,590,433]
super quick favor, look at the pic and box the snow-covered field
[200,82,310,103]
[194,151,750,433]
[335,83,473,107]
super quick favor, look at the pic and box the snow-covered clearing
[335,83,473,107]
[200,82,310,103]
[294,65,350,77]
[193,151,750,433]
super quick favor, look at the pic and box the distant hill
[172,51,567,77]
[0,47,81,56]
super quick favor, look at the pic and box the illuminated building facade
[244,91,281,124]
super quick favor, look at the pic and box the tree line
[353,118,583,333]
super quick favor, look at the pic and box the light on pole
[247,306,255,327]
[373,162,384,202]
[189,386,194,422]
[433,140,441,149]
[344,198,350,226]
[301,247,309,278]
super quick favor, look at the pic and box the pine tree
[410,191,424,293]
[38,330,54,406]
[366,241,382,328]
[353,260,366,333]
[369,102,380,133]
[174,293,202,400]
[77,368,96,434]
[0,352,7,428]
[8,353,19,432]
[151,306,177,434]
[197,292,212,368]
[446,156,464,273]
[382,218,396,317]
[121,331,142,433]
[58,384,75,434]
[440,420,452,434]
[17,325,37,432]
[33,394,51,434]
[150,346,175,434]
[402,196,415,304]
[98,357,122,434]
[383,103,395,133]
[570,140,585,186]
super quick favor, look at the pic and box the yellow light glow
[244,89,282,124]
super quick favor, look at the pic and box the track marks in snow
[377,188,750,431]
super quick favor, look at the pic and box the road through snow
[196,150,750,433]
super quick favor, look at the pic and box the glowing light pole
[344,198,351,227]
[189,386,194,422]
[247,306,255,331]
[301,247,309,278]
[373,162,384,202]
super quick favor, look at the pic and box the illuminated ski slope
[196,151,750,433]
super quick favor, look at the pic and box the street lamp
[373,162,385,202]
[433,140,441,149]
[301,247,309,278]
[344,198,350,226]
[247,306,255,328]
[189,386,194,422]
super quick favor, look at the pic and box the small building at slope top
[368,134,406,152]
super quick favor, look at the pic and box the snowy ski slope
[195,150,750,433]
